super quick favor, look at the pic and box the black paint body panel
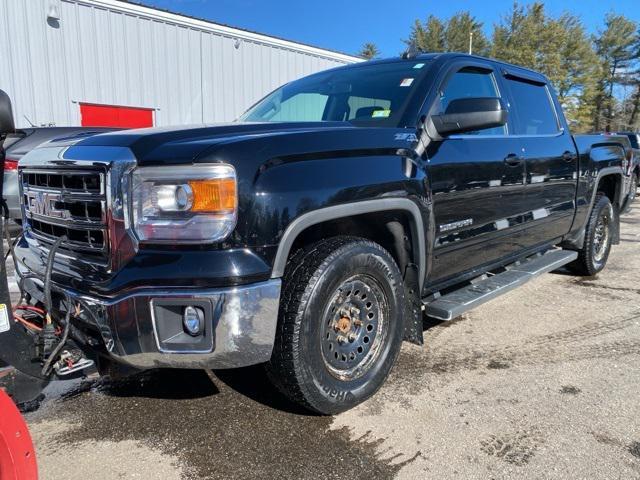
[16,53,627,301]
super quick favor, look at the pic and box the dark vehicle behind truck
[599,132,639,207]
[0,91,51,407]
[3,127,116,221]
[0,53,631,414]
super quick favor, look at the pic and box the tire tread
[267,236,402,413]
[569,193,612,276]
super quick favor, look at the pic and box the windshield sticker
[413,63,425,69]
[372,109,391,118]
[399,78,414,87]
[0,304,9,333]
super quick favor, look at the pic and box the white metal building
[0,0,361,129]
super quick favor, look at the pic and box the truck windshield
[239,60,430,127]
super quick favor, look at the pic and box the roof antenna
[401,42,420,60]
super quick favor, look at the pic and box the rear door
[500,72,578,247]
[425,60,528,283]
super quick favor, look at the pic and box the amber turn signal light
[188,177,237,213]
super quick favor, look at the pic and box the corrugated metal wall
[0,0,359,128]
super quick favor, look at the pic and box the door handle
[562,150,575,162]
[504,153,523,166]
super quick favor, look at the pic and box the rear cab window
[503,74,561,135]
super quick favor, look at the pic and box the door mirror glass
[432,97,508,136]
[0,90,15,136]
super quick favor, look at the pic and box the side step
[424,249,578,321]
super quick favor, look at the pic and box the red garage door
[80,103,154,128]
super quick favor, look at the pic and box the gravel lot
[18,202,640,479]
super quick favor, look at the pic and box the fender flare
[270,198,427,291]
[592,167,624,244]
[588,166,625,209]
[566,166,625,250]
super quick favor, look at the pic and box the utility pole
[469,31,473,55]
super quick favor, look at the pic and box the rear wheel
[568,193,614,276]
[267,236,405,415]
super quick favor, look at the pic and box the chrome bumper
[22,277,281,370]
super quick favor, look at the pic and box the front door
[425,62,528,284]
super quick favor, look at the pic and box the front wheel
[267,236,406,415]
[568,193,614,276]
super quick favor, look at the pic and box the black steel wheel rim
[320,275,389,381]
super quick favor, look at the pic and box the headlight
[130,164,237,243]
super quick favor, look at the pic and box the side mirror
[0,89,15,137]
[431,97,507,137]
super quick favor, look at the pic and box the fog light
[183,306,204,336]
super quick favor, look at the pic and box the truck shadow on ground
[87,314,457,415]
[59,366,308,414]
[213,366,313,415]
[33,366,406,480]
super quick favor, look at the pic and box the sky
[139,0,640,58]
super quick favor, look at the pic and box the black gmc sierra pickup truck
[0,53,632,414]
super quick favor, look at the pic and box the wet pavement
[28,367,404,479]
[14,203,640,479]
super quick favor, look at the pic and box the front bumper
[22,275,281,370]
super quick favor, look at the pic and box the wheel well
[282,208,425,346]
[288,210,418,279]
[596,174,620,206]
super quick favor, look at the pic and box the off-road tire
[568,193,614,276]
[621,172,638,214]
[266,236,405,415]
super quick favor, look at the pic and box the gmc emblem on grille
[26,191,71,219]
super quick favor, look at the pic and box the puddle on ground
[28,367,405,480]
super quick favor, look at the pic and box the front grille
[22,171,102,193]
[21,169,109,264]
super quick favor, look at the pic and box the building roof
[99,0,362,63]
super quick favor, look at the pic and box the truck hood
[66,122,357,165]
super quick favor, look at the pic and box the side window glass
[439,67,506,136]
[506,79,559,135]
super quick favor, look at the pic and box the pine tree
[358,42,381,60]
[593,14,639,131]
[445,12,490,55]
[628,85,640,129]
[491,3,598,131]
[405,12,487,55]
[402,5,640,132]
[552,14,600,131]
[406,16,445,52]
